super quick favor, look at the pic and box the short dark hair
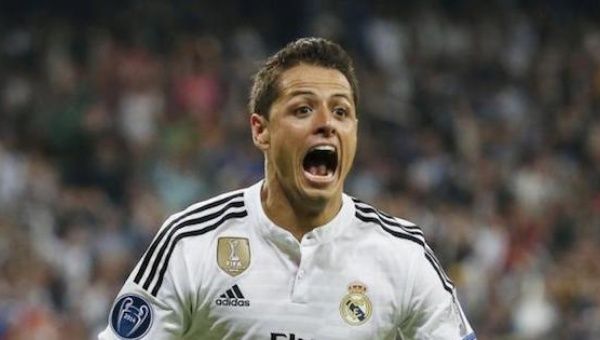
[249,37,359,118]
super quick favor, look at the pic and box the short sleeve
[98,221,193,339]
[399,246,476,340]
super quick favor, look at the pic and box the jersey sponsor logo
[215,284,250,307]
[217,237,251,276]
[339,281,372,326]
[271,332,306,339]
[110,294,153,339]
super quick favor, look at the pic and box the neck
[260,176,342,241]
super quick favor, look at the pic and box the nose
[314,106,335,136]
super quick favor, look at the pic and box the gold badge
[217,237,251,277]
[339,281,372,326]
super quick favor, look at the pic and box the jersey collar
[246,180,354,245]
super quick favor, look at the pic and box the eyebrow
[287,90,353,102]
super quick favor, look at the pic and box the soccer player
[99,37,476,339]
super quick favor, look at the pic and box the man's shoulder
[173,187,248,220]
[163,187,248,229]
[131,187,251,296]
[152,187,251,249]
[348,196,426,250]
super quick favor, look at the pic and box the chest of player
[191,234,403,339]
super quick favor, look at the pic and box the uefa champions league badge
[110,294,153,339]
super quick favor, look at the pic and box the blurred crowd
[1,0,600,339]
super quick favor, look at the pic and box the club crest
[217,237,251,276]
[339,281,372,326]
[110,294,153,339]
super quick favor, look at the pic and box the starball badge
[110,294,153,339]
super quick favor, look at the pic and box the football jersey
[99,181,476,339]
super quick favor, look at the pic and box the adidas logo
[215,284,250,307]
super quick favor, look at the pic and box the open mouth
[302,145,338,180]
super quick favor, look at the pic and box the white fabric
[99,181,475,339]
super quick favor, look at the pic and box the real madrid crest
[340,281,372,325]
[217,237,251,276]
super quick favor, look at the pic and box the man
[99,37,476,339]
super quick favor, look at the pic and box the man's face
[252,63,358,207]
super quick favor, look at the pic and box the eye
[294,106,313,116]
[333,107,349,118]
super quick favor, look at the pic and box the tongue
[309,165,329,176]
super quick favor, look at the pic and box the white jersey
[99,181,476,340]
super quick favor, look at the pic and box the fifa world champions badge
[340,281,373,325]
[110,294,153,339]
[217,237,251,277]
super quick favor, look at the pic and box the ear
[250,113,270,151]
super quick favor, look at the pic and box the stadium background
[1,0,599,338]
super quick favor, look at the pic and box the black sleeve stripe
[356,212,425,246]
[354,203,424,237]
[375,209,422,231]
[150,210,248,296]
[354,204,455,296]
[424,245,454,287]
[352,198,422,232]
[133,191,244,285]
[424,252,454,294]
[142,199,245,291]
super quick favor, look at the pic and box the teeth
[311,145,335,152]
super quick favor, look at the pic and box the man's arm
[399,245,476,340]
[99,219,193,339]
